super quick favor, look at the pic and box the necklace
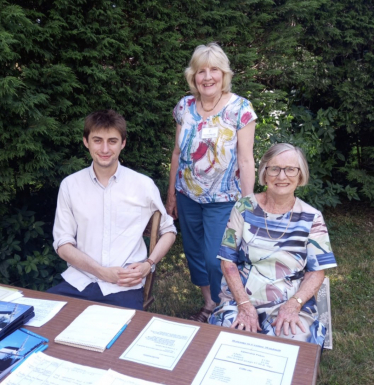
[201,93,223,112]
[264,197,296,240]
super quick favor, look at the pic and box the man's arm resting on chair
[118,231,176,287]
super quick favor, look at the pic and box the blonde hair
[258,143,309,186]
[185,43,234,99]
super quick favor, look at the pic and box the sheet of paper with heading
[120,317,199,370]
[191,331,299,385]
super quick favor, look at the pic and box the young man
[49,110,176,310]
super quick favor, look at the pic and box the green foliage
[0,0,267,288]
[254,92,359,209]
[0,207,64,290]
[247,0,374,209]
[0,0,373,287]
[1,0,372,206]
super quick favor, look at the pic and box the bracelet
[145,259,155,268]
[237,300,250,306]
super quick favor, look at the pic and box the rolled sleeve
[52,180,77,252]
[149,183,177,236]
[173,99,184,125]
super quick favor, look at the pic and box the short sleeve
[173,98,185,125]
[305,212,337,272]
[217,201,244,263]
[236,98,257,130]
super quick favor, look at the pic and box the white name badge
[201,126,219,139]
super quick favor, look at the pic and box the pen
[20,328,49,343]
[11,344,48,373]
[106,320,131,349]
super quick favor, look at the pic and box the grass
[149,201,374,384]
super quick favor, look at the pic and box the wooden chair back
[142,210,161,311]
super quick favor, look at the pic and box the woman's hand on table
[231,303,262,333]
[272,300,306,336]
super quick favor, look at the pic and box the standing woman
[166,43,257,322]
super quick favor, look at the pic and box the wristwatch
[292,296,303,306]
[145,259,156,273]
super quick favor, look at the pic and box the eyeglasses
[265,166,300,177]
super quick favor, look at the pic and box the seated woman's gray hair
[258,143,309,186]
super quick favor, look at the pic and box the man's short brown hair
[83,110,127,141]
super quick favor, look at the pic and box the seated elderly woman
[209,143,337,347]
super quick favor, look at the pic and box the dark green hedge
[1,0,373,288]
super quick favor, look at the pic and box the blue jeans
[176,192,235,303]
[47,281,144,310]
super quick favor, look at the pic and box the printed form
[120,317,199,370]
[192,331,299,385]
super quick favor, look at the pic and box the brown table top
[5,288,320,384]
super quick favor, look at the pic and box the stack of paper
[55,305,135,352]
[0,287,23,303]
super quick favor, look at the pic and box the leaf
[24,231,31,244]
[40,269,49,278]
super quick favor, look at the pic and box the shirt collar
[88,162,122,184]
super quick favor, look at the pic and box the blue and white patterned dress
[209,193,337,346]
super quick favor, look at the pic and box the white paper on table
[120,316,199,371]
[96,369,162,385]
[55,305,135,352]
[0,287,23,302]
[2,292,23,302]
[12,297,67,327]
[191,331,299,385]
[1,352,105,385]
